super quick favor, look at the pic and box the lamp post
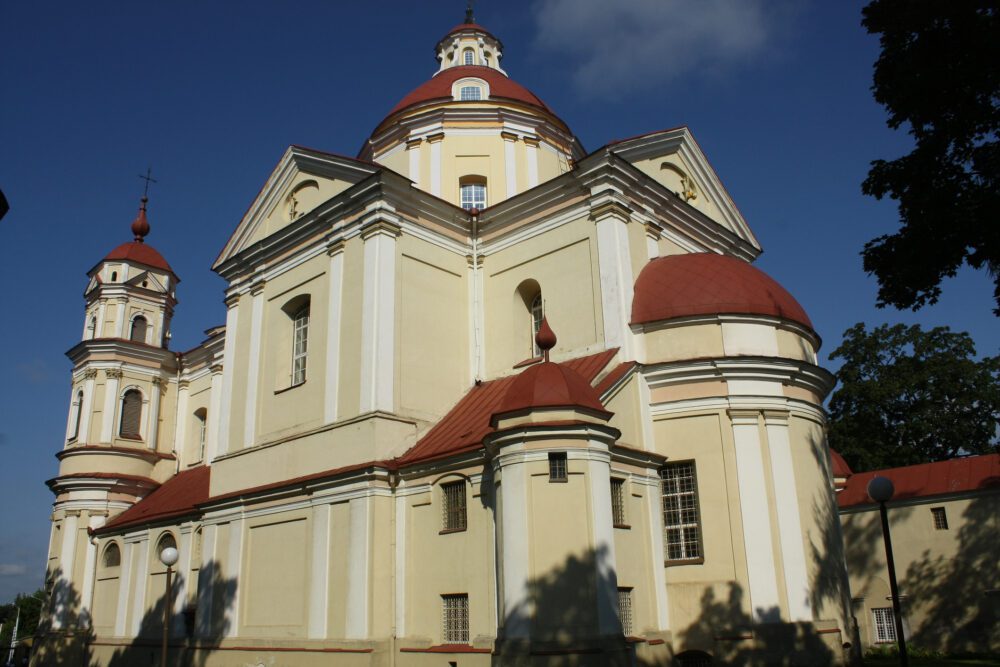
[158,546,179,667]
[867,476,909,667]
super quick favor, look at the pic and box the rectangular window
[291,306,309,385]
[611,478,626,526]
[442,594,469,643]
[459,85,481,101]
[549,452,567,482]
[442,481,467,532]
[931,507,948,530]
[661,462,702,561]
[872,607,897,643]
[617,588,633,636]
[460,182,487,210]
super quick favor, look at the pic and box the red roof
[631,253,813,330]
[837,454,1000,509]
[495,361,610,419]
[830,449,853,479]
[103,241,176,278]
[100,466,210,533]
[396,349,617,466]
[440,22,500,44]
[381,66,558,126]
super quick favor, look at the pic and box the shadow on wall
[30,568,94,667]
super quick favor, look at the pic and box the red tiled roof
[100,466,210,533]
[830,449,853,479]
[631,253,813,330]
[495,361,610,419]
[837,454,1000,509]
[102,241,177,278]
[396,349,618,466]
[440,22,499,43]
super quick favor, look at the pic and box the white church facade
[36,15,853,667]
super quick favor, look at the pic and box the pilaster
[216,295,240,456]
[324,241,346,424]
[243,282,265,448]
[359,220,400,414]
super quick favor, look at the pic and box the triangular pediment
[608,127,760,251]
[85,274,102,296]
[125,270,166,293]
[214,146,380,268]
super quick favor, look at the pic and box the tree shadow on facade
[100,560,236,667]
[30,568,94,667]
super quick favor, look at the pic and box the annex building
[35,14,854,667]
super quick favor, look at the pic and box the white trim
[80,374,96,443]
[394,492,407,637]
[595,210,636,358]
[53,513,79,629]
[96,301,107,338]
[526,141,539,188]
[587,457,621,634]
[646,483,670,629]
[498,458,530,638]
[113,541,133,636]
[345,496,370,639]
[407,140,421,187]
[172,529,192,636]
[243,290,264,448]
[146,379,161,450]
[174,383,190,461]
[324,248,345,423]
[129,539,149,636]
[308,503,331,638]
[207,368,223,463]
[113,301,126,338]
[216,302,240,456]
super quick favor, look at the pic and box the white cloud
[0,564,28,576]
[533,0,790,97]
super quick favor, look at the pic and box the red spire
[535,316,557,360]
[131,196,150,243]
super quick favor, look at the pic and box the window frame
[194,408,208,461]
[442,593,470,643]
[931,506,948,530]
[291,304,310,386]
[118,388,143,440]
[459,85,481,101]
[872,606,897,644]
[460,180,487,211]
[611,478,628,528]
[129,314,148,344]
[661,461,704,563]
[69,390,84,442]
[463,48,474,66]
[617,587,633,636]
[548,452,567,482]
[441,480,468,533]
[530,293,543,356]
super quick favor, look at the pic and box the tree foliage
[0,590,45,652]
[828,323,1000,471]
[860,1,1000,314]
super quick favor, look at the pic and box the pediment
[85,274,102,296]
[125,270,166,293]
[609,127,760,250]
[213,146,379,269]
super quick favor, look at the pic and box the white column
[175,381,190,459]
[53,512,80,629]
[586,453,621,634]
[100,369,122,443]
[324,244,345,423]
[730,410,782,622]
[224,520,244,638]
[428,134,443,197]
[644,476,670,630]
[498,457,530,638]
[394,492,407,638]
[345,496,370,639]
[79,370,97,444]
[503,132,518,199]
[308,504,332,639]
[173,528,193,636]
[407,138,422,188]
[593,198,636,358]
[196,524,217,638]
[113,300,127,338]
[359,224,398,414]
[765,411,813,622]
[525,138,539,188]
[207,366,223,462]
[216,297,240,455]
[79,514,106,626]
[467,255,485,383]
[114,542,134,636]
[146,378,163,450]
[243,286,264,448]
[96,300,108,338]
[129,540,149,637]
[645,223,661,260]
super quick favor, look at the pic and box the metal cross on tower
[138,167,157,198]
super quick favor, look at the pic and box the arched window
[102,543,121,569]
[292,305,309,385]
[119,389,142,439]
[463,48,474,65]
[130,315,148,343]
[460,178,487,211]
[88,316,97,339]
[70,390,84,441]
[155,533,177,571]
[459,86,481,101]
[194,408,207,461]
[530,293,543,356]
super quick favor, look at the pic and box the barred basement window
[617,588,633,636]
[442,481,467,532]
[442,594,469,643]
[872,607,897,643]
[549,452,567,482]
[661,462,702,561]
[611,478,626,526]
[119,389,143,439]
[931,507,948,530]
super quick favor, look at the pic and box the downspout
[471,209,482,383]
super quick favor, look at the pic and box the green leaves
[828,323,1000,471]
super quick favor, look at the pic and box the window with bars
[194,408,208,460]
[530,293,543,356]
[931,507,948,530]
[611,478,626,526]
[442,594,469,643]
[459,86,481,101]
[661,462,702,561]
[872,607,897,643]
[460,181,487,210]
[617,588,633,636]
[549,452,567,482]
[130,315,148,343]
[442,480,467,532]
[119,389,143,439]
[291,305,309,385]
[463,49,474,65]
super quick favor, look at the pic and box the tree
[827,323,1000,472]
[860,1,1000,315]
[0,590,45,655]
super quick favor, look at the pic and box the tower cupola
[434,7,506,75]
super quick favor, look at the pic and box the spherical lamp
[159,546,179,567]
[867,476,895,503]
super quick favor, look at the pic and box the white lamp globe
[867,476,895,503]
[159,546,179,567]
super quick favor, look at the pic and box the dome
[830,449,853,479]
[493,361,611,421]
[103,241,176,277]
[631,253,813,330]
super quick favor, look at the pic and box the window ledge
[665,557,705,566]
[549,478,568,483]
[119,434,143,442]
[439,527,468,535]
[274,380,306,395]
[614,524,631,530]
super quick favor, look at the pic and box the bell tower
[44,195,180,631]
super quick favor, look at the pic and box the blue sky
[0,1,995,601]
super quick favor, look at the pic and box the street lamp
[867,475,909,667]
[158,546,179,667]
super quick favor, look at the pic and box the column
[52,511,80,629]
[406,138,422,188]
[467,254,485,383]
[196,524,217,639]
[502,131,518,199]
[644,475,670,630]
[729,410,782,622]
[308,504,332,638]
[394,492,408,638]
[586,451,621,635]
[645,222,662,260]
[524,136,539,188]
[113,299,127,338]
[345,496,370,639]
[174,380,190,459]
[224,520,244,638]
[324,242,345,423]
[155,310,165,346]
[173,528,193,636]
[428,132,444,197]
[207,366,223,462]
[497,456,530,638]
[764,411,813,622]
[216,295,240,455]
[147,377,163,450]
[592,195,637,359]
[79,369,97,444]
[100,368,123,443]
[359,222,399,414]
[129,539,149,637]
[96,300,107,338]
[243,284,264,448]
[79,513,107,626]
[114,542,134,636]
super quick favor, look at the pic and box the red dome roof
[103,241,176,277]
[381,66,558,125]
[494,361,611,420]
[440,22,500,44]
[631,253,813,330]
[830,449,853,479]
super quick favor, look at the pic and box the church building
[36,13,853,667]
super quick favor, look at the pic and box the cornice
[66,338,178,369]
[643,356,836,399]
